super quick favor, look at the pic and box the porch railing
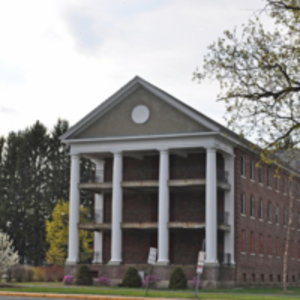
[81,171,104,183]
[218,211,229,225]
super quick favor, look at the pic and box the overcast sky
[0,0,266,137]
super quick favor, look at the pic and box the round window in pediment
[131,105,150,124]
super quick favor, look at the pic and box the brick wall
[235,147,300,285]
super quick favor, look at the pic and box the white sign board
[147,247,157,265]
[196,251,206,274]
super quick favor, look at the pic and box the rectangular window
[269,274,273,282]
[241,193,245,214]
[250,160,254,180]
[276,238,279,257]
[290,181,293,196]
[284,208,287,226]
[258,166,263,183]
[268,236,271,255]
[260,274,264,282]
[275,176,279,190]
[275,205,279,224]
[241,155,245,176]
[267,202,272,222]
[278,275,281,282]
[241,230,245,252]
[252,274,256,282]
[283,177,287,193]
[259,199,263,219]
[267,167,271,187]
[250,196,255,217]
[259,234,263,254]
[250,232,254,253]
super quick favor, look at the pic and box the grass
[2,284,300,300]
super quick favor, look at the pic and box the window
[250,196,255,217]
[276,238,279,257]
[250,232,254,253]
[267,201,272,222]
[260,274,264,282]
[242,273,246,282]
[269,274,273,282]
[252,274,256,282]
[268,236,271,255]
[258,166,263,183]
[259,199,263,219]
[278,275,281,282]
[259,234,263,254]
[283,176,287,194]
[241,230,245,252]
[290,181,293,196]
[250,160,255,180]
[241,155,245,176]
[275,205,279,224]
[284,208,287,226]
[241,193,245,214]
[267,167,271,187]
[275,176,279,190]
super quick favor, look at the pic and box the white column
[224,154,235,265]
[66,154,80,264]
[93,160,105,264]
[157,149,170,265]
[205,148,218,265]
[109,152,123,265]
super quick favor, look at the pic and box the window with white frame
[259,199,263,219]
[267,201,272,222]
[258,166,263,183]
[250,160,255,180]
[275,205,279,224]
[241,193,245,214]
[275,176,279,191]
[241,155,245,176]
[250,196,255,217]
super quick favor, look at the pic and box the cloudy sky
[0,0,266,137]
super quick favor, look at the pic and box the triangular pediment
[62,77,220,141]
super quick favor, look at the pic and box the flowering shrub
[143,275,161,288]
[97,275,110,286]
[63,275,74,285]
[190,276,202,288]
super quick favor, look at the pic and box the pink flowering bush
[190,276,202,288]
[63,275,74,285]
[143,275,161,288]
[97,275,111,286]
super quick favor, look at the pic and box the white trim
[61,77,220,140]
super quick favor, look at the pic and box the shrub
[96,275,110,286]
[143,274,161,288]
[42,266,64,282]
[190,276,202,288]
[33,267,46,282]
[11,265,34,282]
[75,265,93,286]
[169,267,187,289]
[121,267,142,288]
[63,275,74,285]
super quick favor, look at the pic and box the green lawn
[2,285,300,300]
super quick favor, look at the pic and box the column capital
[112,151,122,156]
[158,148,169,153]
[71,154,80,160]
[206,147,216,153]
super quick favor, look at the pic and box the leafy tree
[0,231,19,279]
[46,200,93,265]
[194,0,300,292]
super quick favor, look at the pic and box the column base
[92,261,103,265]
[65,259,78,265]
[204,261,219,267]
[108,260,122,266]
[156,260,169,266]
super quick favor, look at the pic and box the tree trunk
[283,192,293,292]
